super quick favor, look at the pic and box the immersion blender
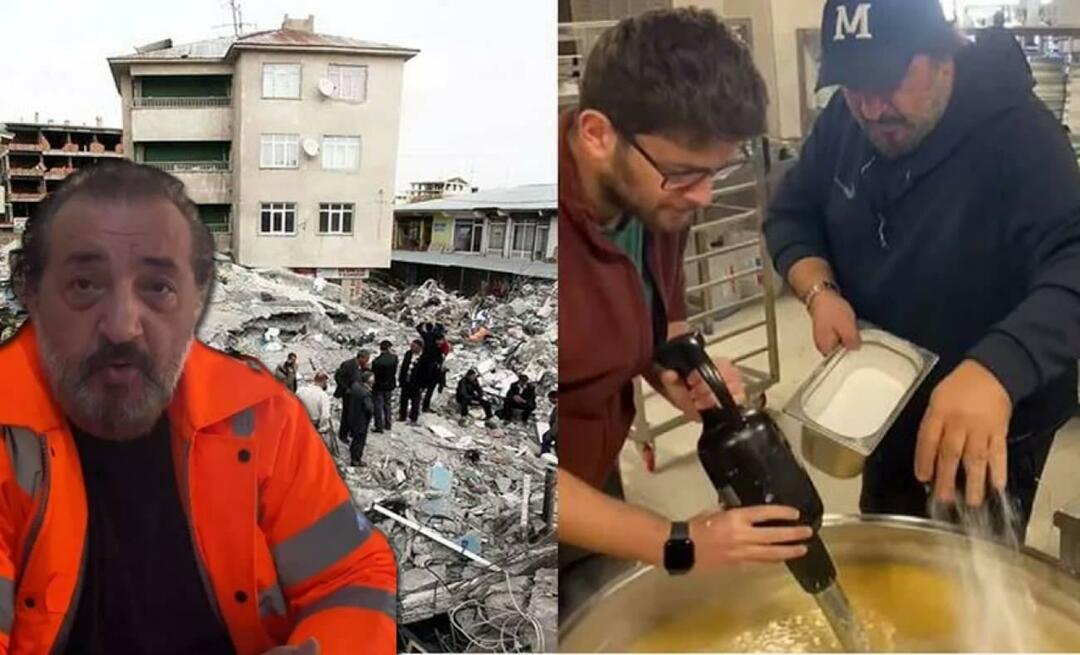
[655,332,869,651]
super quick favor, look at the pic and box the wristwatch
[663,521,694,575]
[803,279,840,310]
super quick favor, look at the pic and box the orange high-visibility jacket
[0,324,398,654]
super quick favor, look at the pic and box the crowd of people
[274,322,546,467]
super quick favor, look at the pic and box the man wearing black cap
[766,0,1080,539]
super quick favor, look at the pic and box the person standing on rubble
[398,339,424,424]
[455,368,494,424]
[297,372,332,431]
[0,161,396,653]
[347,370,376,466]
[333,348,369,444]
[415,323,446,413]
[371,340,398,433]
[275,351,298,393]
[499,373,537,422]
[559,8,813,574]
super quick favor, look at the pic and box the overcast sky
[0,0,556,192]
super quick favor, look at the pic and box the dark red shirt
[558,111,688,487]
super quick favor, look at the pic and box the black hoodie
[766,39,1080,440]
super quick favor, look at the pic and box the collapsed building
[0,248,558,652]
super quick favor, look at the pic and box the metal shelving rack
[631,140,781,443]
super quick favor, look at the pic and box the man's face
[843,54,955,159]
[287,354,296,365]
[411,343,422,355]
[25,196,203,440]
[602,131,741,233]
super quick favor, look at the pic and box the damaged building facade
[0,120,124,242]
[392,184,556,295]
[106,15,418,296]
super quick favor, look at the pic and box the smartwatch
[663,521,694,575]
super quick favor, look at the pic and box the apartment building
[0,128,10,236]
[0,121,124,236]
[392,184,556,294]
[107,15,418,277]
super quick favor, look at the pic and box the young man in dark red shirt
[559,8,812,575]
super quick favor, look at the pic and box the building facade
[107,15,418,277]
[392,184,556,295]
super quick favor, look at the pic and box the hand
[658,357,746,421]
[689,505,812,572]
[915,359,1013,507]
[262,638,319,655]
[808,291,860,356]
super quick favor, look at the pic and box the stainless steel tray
[784,324,938,458]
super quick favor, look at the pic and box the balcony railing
[144,161,230,173]
[133,96,231,109]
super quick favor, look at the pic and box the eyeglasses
[623,134,752,191]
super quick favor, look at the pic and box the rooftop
[108,14,418,65]
[3,122,122,135]
[395,184,556,213]
[391,250,557,280]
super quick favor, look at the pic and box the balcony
[143,162,231,204]
[11,192,46,202]
[131,104,232,141]
[133,96,231,109]
[145,160,229,173]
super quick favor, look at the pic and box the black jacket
[765,38,1080,439]
[399,351,419,389]
[372,352,399,392]
[506,382,537,408]
[415,324,445,388]
[346,382,374,435]
[334,358,360,399]
[456,376,484,404]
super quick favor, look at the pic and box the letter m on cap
[834,3,872,41]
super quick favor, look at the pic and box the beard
[599,158,696,234]
[38,333,191,441]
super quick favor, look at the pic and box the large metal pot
[561,515,1080,652]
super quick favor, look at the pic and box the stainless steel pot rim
[560,513,1063,639]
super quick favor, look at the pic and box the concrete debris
[0,241,24,342]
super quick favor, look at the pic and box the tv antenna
[215,0,255,37]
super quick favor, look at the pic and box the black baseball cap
[818,0,956,92]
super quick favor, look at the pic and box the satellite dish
[317,78,336,97]
[302,138,320,157]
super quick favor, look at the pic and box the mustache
[80,341,155,382]
[867,116,911,128]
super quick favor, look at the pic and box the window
[511,219,538,257]
[535,222,551,259]
[327,64,368,101]
[261,134,299,168]
[453,219,483,253]
[319,203,354,234]
[486,218,506,255]
[262,63,301,98]
[322,136,361,170]
[260,202,297,235]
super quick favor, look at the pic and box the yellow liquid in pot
[628,563,1080,652]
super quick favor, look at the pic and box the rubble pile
[200,261,558,650]
[0,241,24,342]
[335,411,557,650]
